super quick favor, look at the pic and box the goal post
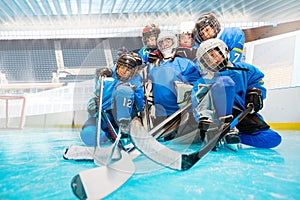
[0,96,26,129]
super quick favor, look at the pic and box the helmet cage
[116,53,142,82]
[157,32,178,59]
[142,24,161,49]
[197,39,229,72]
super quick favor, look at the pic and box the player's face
[199,25,215,41]
[146,36,157,48]
[159,38,174,49]
[204,48,224,67]
[117,65,131,79]
[179,33,193,47]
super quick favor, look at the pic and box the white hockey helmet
[178,21,195,47]
[196,38,229,72]
[179,21,195,34]
[157,32,178,59]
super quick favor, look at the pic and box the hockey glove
[148,50,161,64]
[245,88,263,113]
[95,67,113,79]
[87,97,98,117]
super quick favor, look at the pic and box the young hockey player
[193,12,245,63]
[138,24,162,65]
[176,21,198,62]
[80,52,145,151]
[192,38,281,149]
[149,32,201,127]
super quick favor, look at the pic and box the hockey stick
[92,76,122,166]
[70,99,194,199]
[66,91,195,161]
[71,150,135,200]
[142,65,151,131]
[151,101,192,138]
[130,104,253,171]
[66,100,193,161]
[153,102,192,139]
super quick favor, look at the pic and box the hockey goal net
[0,96,26,129]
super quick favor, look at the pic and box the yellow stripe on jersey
[232,47,243,53]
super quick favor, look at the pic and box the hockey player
[178,21,196,48]
[193,12,245,63]
[192,38,281,149]
[80,52,145,151]
[138,24,162,65]
[176,21,198,62]
[150,31,201,127]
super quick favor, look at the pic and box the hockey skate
[224,127,241,151]
[210,115,240,151]
[118,118,135,152]
[198,117,218,145]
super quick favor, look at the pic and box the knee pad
[114,84,135,99]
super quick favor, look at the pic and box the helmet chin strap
[162,57,174,62]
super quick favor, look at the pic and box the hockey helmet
[196,38,229,72]
[157,32,178,59]
[116,52,143,82]
[142,24,161,49]
[178,21,195,47]
[194,12,221,43]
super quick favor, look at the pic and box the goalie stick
[130,104,253,171]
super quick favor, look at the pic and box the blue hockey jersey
[195,27,245,63]
[192,61,266,120]
[150,57,200,116]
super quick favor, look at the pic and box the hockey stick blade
[181,104,253,170]
[71,150,135,200]
[131,104,253,171]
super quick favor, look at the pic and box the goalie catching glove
[245,88,263,113]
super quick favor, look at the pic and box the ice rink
[0,128,299,199]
